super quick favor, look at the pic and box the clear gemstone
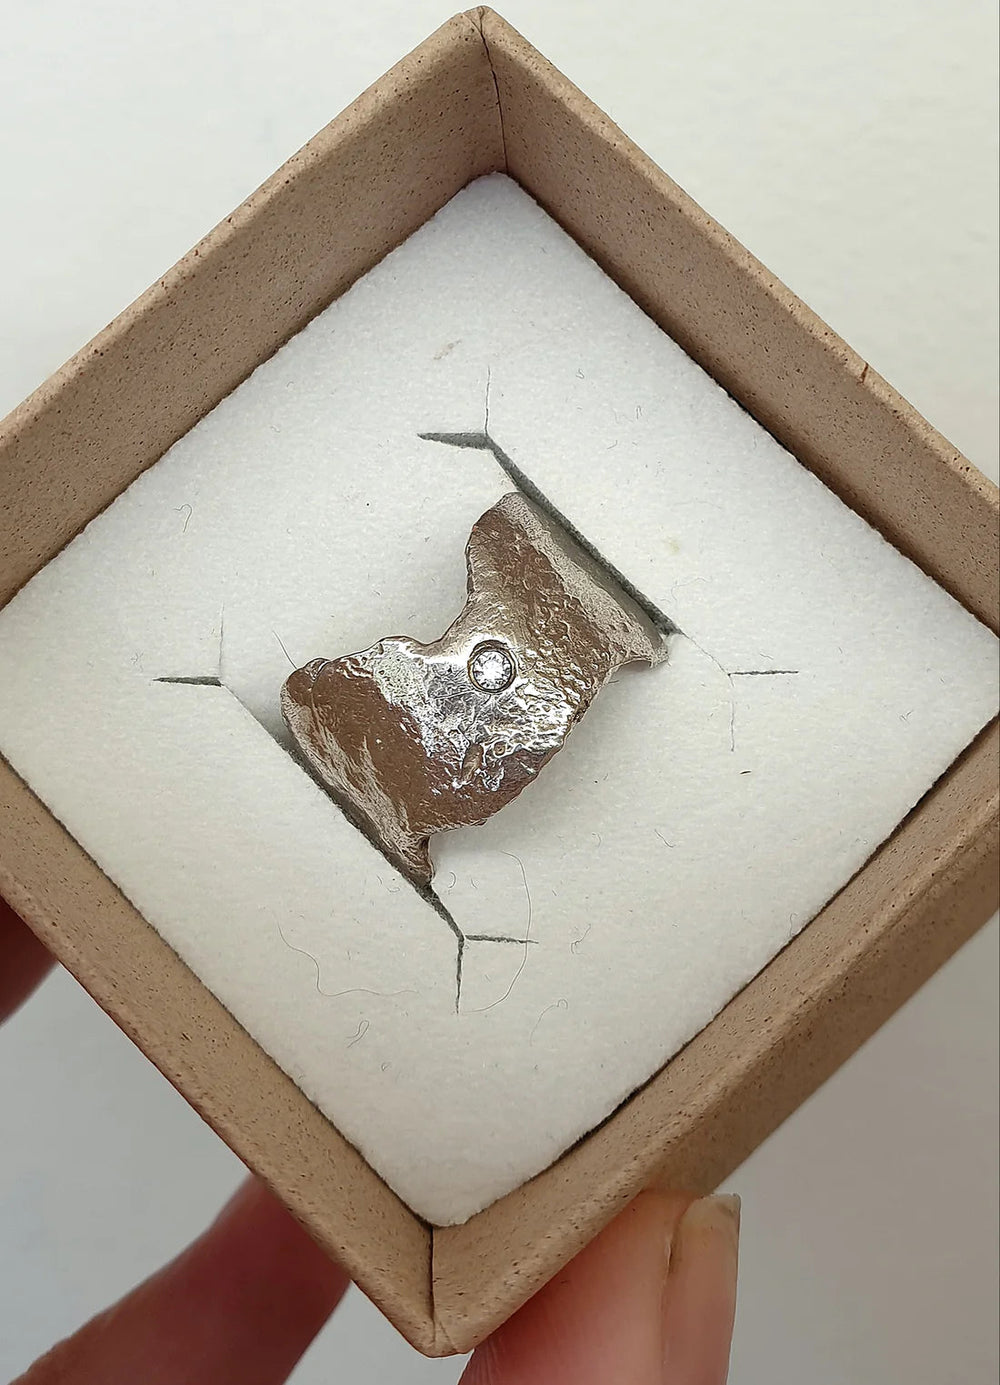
[468,642,516,693]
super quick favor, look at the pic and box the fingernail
[662,1195,741,1383]
[666,1194,741,1271]
[681,1193,741,1240]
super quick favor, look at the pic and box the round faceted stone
[468,641,516,693]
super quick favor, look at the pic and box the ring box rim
[0,8,996,1356]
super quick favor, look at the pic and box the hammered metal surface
[281,492,666,885]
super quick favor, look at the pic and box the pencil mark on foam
[273,629,297,668]
[465,934,539,945]
[674,631,803,754]
[730,669,799,677]
[154,674,222,687]
[530,998,568,1045]
[462,851,535,1014]
[275,921,416,1002]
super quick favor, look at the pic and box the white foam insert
[0,175,995,1226]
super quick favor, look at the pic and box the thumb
[461,1191,740,1385]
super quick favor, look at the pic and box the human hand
[3,900,739,1384]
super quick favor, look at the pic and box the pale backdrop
[0,2,996,1381]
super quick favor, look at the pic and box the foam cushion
[0,175,995,1224]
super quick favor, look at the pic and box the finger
[662,1195,741,1385]
[16,1178,350,1385]
[462,1191,741,1385]
[0,898,53,1024]
[461,1190,693,1385]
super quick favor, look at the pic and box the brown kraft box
[0,8,996,1356]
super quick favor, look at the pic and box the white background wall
[0,2,996,1381]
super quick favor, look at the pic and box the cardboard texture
[0,8,996,1355]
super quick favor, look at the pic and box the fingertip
[462,1190,694,1385]
[662,1193,741,1385]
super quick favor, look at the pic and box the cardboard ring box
[1,8,997,1356]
